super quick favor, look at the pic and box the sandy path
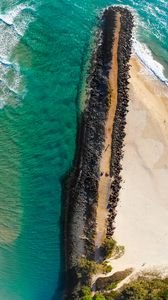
[108,56,168,282]
[95,13,121,248]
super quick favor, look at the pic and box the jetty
[64,6,133,299]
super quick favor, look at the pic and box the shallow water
[0,0,167,299]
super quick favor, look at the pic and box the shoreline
[64,6,133,298]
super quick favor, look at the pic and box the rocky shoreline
[64,6,133,299]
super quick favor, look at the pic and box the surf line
[64,6,133,299]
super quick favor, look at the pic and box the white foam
[133,40,168,87]
[0,4,33,26]
[0,23,19,61]
[0,3,35,108]
[14,10,35,36]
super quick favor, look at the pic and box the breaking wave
[0,3,35,108]
[133,39,168,86]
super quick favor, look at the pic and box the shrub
[102,238,116,258]
[77,257,98,279]
[113,245,125,259]
[108,269,133,283]
[81,286,92,296]
[96,268,133,291]
[93,293,106,300]
[118,284,146,299]
[80,296,92,300]
[102,264,112,274]
[117,276,168,300]
[103,291,118,299]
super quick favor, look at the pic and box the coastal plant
[100,238,125,261]
[117,284,147,300]
[77,257,98,280]
[81,286,92,296]
[116,276,168,300]
[101,238,116,259]
[94,275,168,299]
[103,290,119,299]
[102,263,112,274]
[112,245,125,259]
[95,268,133,291]
[80,296,92,300]
[93,293,106,300]
[79,285,92,300]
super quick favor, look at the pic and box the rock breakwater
[64,6,133,299]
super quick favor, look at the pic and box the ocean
[0,0,167,299]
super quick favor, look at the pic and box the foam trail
[133,39,168,86]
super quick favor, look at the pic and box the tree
[117,276,168,300]
[120,285,146,299]
[78,258,98,277]
[102,238,116,258]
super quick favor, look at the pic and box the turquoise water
[0,0,167,299]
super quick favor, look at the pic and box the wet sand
[109,56,168,283]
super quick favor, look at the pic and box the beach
[109,55,168,284]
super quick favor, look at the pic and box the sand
[95,13,121,248]
[108,56,168,284]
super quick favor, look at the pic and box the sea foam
[133,39,168,87]
[0,4,33,26]
[0,3,35,109]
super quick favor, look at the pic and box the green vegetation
[80,296,92,300]
[100,238,125,260]
[101,238,116,259]
[94,276,168,299]
[116,276,168,300]
[102,261,112,274]
[96,268,133,291]
[77,258,98,280]
[76,235,168,300]
[103,291,118,299]
[103,264,112,274]
[81,286,92,296]
[112,245,125,259]
[77,237,168,300]
[80,286,92,300]
[93,294,106,300]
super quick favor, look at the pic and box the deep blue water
[0,0,167,299]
